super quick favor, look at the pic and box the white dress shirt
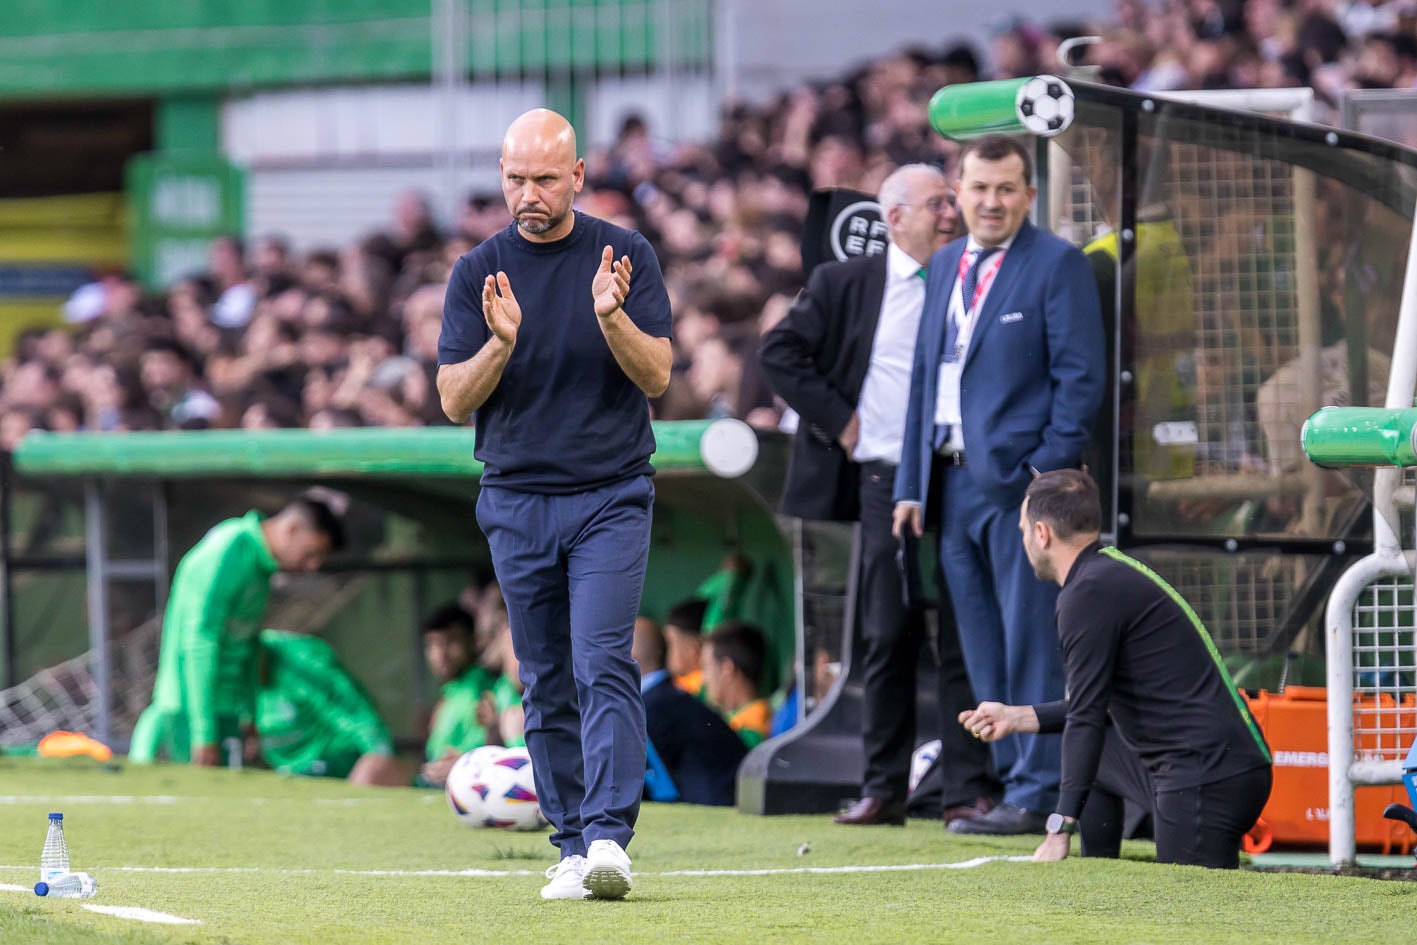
[854,243,929,465]
[939,233,1017,453]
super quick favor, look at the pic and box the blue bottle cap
[48,812,62,821]
[34,882,49,896]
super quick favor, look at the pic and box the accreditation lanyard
[948,248,1006,361]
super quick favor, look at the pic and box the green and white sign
[126,154,244,289]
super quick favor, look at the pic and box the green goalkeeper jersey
[132,511,278,759]
[256,630,392,778]
[425,665,496,761]
[492,674,524,748]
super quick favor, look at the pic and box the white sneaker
[584,839,633,900]
[540,855,590,900]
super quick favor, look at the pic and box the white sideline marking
[334,868,540,877]
[0,794,437,806]
[1,856,1028,880]
[662,855,1033,876]
[0,884,203,925]
[0,795,180,805]
[79,867,263,874]
[83,905,202,925]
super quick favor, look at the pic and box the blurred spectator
[633,616,747,806]
[2,17,1409,450]
[302,250,342,294]
[381,190,444,273]
[685,336,744,419]
[990,16,1045,78]
[479,619,525,749]
[417,602,499,788]
[256,627,396,782]
[209,235,257,329]
[139,341,220,430]
[0,408,42,451]
[663,597,710,698]
[62,271,141,325]
[130,496,346,767]
[253,235,293,287]
[457,194,513,244]
[702,621,773,748]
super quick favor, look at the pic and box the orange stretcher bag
[1241,686,1414,854]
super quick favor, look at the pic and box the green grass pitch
[0,757,1413,944]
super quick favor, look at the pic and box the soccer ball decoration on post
[1016,76,1076,135]
[445,745,548,831]
[928,75,1077,140]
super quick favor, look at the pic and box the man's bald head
[502,108,578,165]
[500,109,584,241]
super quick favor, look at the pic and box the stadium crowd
[2,0,1414,449]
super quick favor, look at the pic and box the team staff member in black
[960,469,1272,869]
[438,108,671,901]
[761,164,992,827]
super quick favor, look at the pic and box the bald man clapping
[436,108,674,902]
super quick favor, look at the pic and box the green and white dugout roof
[11,419,765,480]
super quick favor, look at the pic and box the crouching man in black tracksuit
[959,469,1272,869]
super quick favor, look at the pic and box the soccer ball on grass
[445,745,547,831]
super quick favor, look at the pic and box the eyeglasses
[894,197,955,213]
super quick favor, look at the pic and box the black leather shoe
[941,796,997,827]
[946,802,1047,835]
[833,797,907,826]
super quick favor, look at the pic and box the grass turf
[0,757,1413,944]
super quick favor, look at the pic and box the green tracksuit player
[256,629,393,778]
[417,603,500,787]
[129,498,345,767]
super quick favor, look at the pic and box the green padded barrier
[1301,407,1417,468]
[12,422,718,478]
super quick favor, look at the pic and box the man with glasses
[762,164,992,828]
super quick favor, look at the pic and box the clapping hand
[592,245,632,318]
[482,271,522,345]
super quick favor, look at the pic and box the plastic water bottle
[40,813,69,883]
[34,872,98,899]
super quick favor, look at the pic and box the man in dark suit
[761,164,993,828]
[894,135,1106,835]
[632,617,747,807]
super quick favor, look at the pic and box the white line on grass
[83,905,202,925]
[0,884,203,925]
[71,867,264,874]
[334,868,542,877]
[0,857,1029,925]
[0,794,440,806]
[0,795,181,805]
[661,855,1034,876]
[1,857,1030,880]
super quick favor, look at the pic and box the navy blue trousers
[939,464,1065,812]
[476,476,653,856]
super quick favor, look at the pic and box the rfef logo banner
[800,188,886,276]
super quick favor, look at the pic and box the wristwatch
[1045,812,1078,835]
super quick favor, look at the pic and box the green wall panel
[155,96,222,154]
[0,0,710,98]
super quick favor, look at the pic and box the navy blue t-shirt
[438,211,673,493]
